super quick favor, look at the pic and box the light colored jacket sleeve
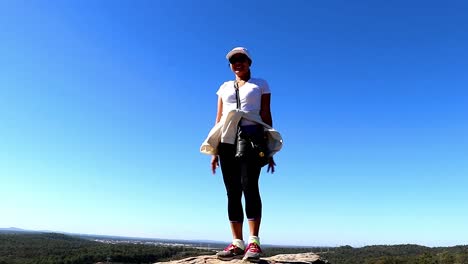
[264,128,283,157]
[200,120,223,155]
[200,110,241,155]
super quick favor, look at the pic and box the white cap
[226,47,252,61]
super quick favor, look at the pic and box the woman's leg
[229,222,243,240]
[216,143,246,260]
[218,143,244,239]
[248,218,261,237]
[240,156,262,236]
[240,157,263,260]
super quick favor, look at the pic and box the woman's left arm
[260,93,273,127]
[260,93,276,173]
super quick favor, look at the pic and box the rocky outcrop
[155,252,328,264]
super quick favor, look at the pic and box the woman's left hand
[267,157,276,173]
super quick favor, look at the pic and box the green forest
[320,244,468,264]
[1,233,468,264]
[0,233,211,264]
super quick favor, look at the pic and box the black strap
[234,81,241,110]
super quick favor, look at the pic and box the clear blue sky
[1,0,467,247]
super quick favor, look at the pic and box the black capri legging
[218,142,262,223]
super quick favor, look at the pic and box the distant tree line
[262,246,331,257]
[320,244,468,264]
[0,233,212,264]
[2,233,468,264]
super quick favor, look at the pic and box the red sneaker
[216,243,245,260]
[243,242,263,262]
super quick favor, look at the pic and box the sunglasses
[229,55,249,64]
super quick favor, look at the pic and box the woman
[200,47,282,262]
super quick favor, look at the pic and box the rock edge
[155,252,328,264]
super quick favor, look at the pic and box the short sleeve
[261,79,271,94]
[216,82,226,96]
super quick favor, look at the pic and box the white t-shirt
[216,77,270,115]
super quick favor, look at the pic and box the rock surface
[155,252,327,264]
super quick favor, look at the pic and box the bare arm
[211,96,223,174]
[260,93,272,127]
[215,96,223,124]
[260,93,276,173]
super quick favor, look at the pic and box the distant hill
[0,232,213,264]
[0,227,27,232]
[0,227,38,234]
[3,232,468,264]
[0,227,230,248]
[320,244,468,264]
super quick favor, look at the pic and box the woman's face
[229,54,250,76]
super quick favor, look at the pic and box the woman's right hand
[267,157,276,173]
[211,155,219,175]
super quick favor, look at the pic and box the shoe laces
[224,244,238,251]
[246,242,262,253]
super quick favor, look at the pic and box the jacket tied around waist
[200,109,283,157]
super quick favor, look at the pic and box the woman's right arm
[215,96,223,124]
[211,96,223,174]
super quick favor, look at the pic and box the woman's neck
[235,72,251,82]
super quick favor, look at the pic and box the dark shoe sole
[217,255,244,261]
[242,257,261,263]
